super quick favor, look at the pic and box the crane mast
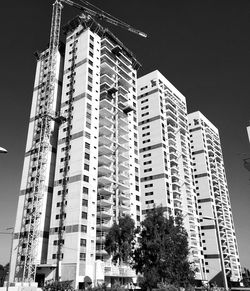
[15,0,146,283]
[15,0,63,282]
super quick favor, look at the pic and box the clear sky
[0,0,250,270]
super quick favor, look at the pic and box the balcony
[118,181,130,191]
[96,219,113,230]
[100,115,114,127]
[100,74,116,87]
[98,175,114,186]
[99,135,115,148]
[99,125,114,136]
[100,98,115,112]
[119,152,129,162]
[118,134,129,144]
[96,247,109,256]
[119,201,130,212]
[119,192,130,201]
[118,115,128,128]
[100,106,113,118]
[101,56,116,74]
[119,171,129,181]
[98,164,113,176]
[98,186,114,196]
[119,161,129,171]
[97,208,113,218]
[101,47,116,62]
[99,144,114,156]
[118,125,129,135]
[98,196,113,206]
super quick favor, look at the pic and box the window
[81,225,87,233]
[136,195,140,201]
[141,105,149,110]
[83,175,89,182]
[80,253,86,261]
[145,200,154,204]
[145,183,153,188]
[80,238,86,247]
[85,142,90,149]
[140,85,148,90]
[142,132,150,137]
[142,139,150,144]
[82,212,88,219]
[145,192,153,196]
[84,164,89,171]
[141,112,149,117]
[141,98,148,104]
[142,125,150,130]
[83,187,89,194]
[143,153,151,158]
[82,199,88,206]
[85,153,90,160]
[144,168,152,173]
[143,161,152,165]
[85,132,91,139]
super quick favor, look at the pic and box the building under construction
[10,0,144,288]
[9,0,242,289]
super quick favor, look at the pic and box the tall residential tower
[188,111,242,285]
[10,13,141,288]
[137,70,205,283]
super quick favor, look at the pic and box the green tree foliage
[104,215,136,265]
[0,263,9,287]
[242,268,250,287]
[42,280,74,291]
[132,206,195,289]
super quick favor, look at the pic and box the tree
[132,206,195,289]
[0,263,9,287]
[104,215,137,265]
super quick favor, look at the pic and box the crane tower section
[11,0,64,283]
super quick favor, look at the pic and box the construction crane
[14,0,146,283]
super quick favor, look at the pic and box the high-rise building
[137,70,205,283]
[10,13,141,288]
[188,111,242,286]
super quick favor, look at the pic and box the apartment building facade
[137,70,205,283]
[188,111,242,285]
[10,15,141,288]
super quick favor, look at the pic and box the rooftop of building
[137,70,187,104]
[63,14,141,70]
[188,111,219,134]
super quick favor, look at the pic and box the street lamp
[203,216,228,290]
[0,147,7,154]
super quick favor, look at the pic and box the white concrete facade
[188,111,242,285]
[137,70,205,283]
